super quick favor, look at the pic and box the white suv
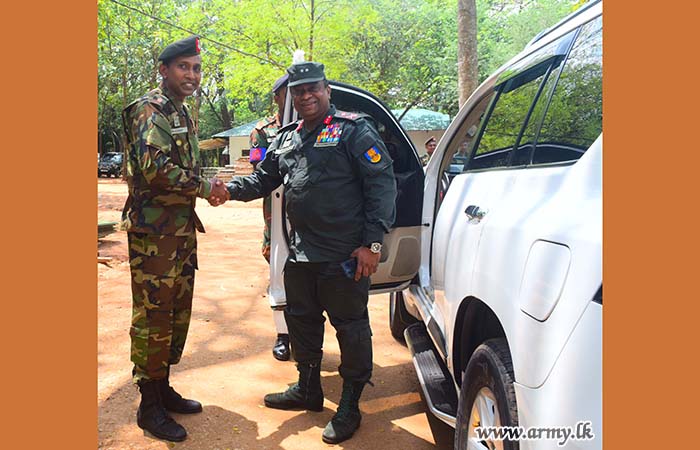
[271,1,602,448]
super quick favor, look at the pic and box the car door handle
[465,205,488,222]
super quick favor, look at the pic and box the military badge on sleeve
[364,146,382,163]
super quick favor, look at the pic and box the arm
[349,121,397,280]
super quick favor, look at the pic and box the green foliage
[98,0,580,154]
[475,0,579,82]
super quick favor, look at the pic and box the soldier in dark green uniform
[248,74,291,361]
[211,61,397,444]
[121,35,228,442]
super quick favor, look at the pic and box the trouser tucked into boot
[322,380,366,444]
[264,362,324,411]
[159,369,202,414]
[136,379,187,442]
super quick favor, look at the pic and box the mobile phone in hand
[340,257,358,279]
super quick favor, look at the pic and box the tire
[454,338,518,450]
[389,291,418,343]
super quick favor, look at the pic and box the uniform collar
[297,104,336,133]
[160,85,185,112]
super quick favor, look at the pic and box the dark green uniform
[122,86,212,384]
[226,105,396,383]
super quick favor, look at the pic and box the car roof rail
[526,0,601,48]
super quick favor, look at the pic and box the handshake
[207,178,230,206]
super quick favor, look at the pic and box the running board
[404,322,458,428]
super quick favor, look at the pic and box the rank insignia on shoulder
[337,111,360,120]
[364,146,382,163]
[314,123,343,147]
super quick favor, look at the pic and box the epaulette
[263,116,278,128]
[333,109,370,122]
[124,89,170,115]
[145,90,171,109]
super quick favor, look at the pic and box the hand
[350,246,381,281]
[207,177,230,206]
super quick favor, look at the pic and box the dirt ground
[98,178,454,450]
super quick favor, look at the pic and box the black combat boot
[136,380,187,442]
[264,362,324,411]
[272,333,291,361]
[322,380,365,444]
[159,372,203,414]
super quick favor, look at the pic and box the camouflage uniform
[121,86,212,383]
[249,113,281,262]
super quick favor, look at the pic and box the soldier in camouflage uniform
[121,35,227,442]
[248,74,291,362]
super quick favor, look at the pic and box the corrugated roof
[211,119,259,138]
[391,108,451,131]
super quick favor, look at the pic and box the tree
[457,0,478,107]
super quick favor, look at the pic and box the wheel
[389,291,417,343]
[454,338,518,450]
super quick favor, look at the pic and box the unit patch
[314,123,343,147]
[364,146,382,163]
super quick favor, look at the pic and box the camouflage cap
[425,136,437,145]
[287,61,325,87]
[272,74,289,94]
[158,36,201,64]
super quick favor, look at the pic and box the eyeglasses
[290,83,325,98]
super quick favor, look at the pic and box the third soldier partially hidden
[210,61,397,444]
[248,73,291,362]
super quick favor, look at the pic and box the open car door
[268,81,425,308]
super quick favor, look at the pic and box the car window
[468,64,551,171]
[467,30,577,171]
[511,57,567,166]
[435,91,495,210]
[531,16,602,165]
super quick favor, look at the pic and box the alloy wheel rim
[466,386,503,450]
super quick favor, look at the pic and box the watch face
[370,242,382,254]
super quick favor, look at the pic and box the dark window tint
[469,61,552,170]
[533,17,602,164]
[512,58,566,166]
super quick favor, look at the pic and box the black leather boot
[159,373,203,414]
[264,362,324,411]
[272,334,291,361]
[136,380,187,442]
[322,380,365,444]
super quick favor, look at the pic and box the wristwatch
[368,242,382,254]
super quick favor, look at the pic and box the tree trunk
[457,0,478,108]
[309,0,315,60]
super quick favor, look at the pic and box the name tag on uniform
[171,126,188,135]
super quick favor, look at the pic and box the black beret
[158,36,201,64]
[287,61,325,87]
[272,74,289,94]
